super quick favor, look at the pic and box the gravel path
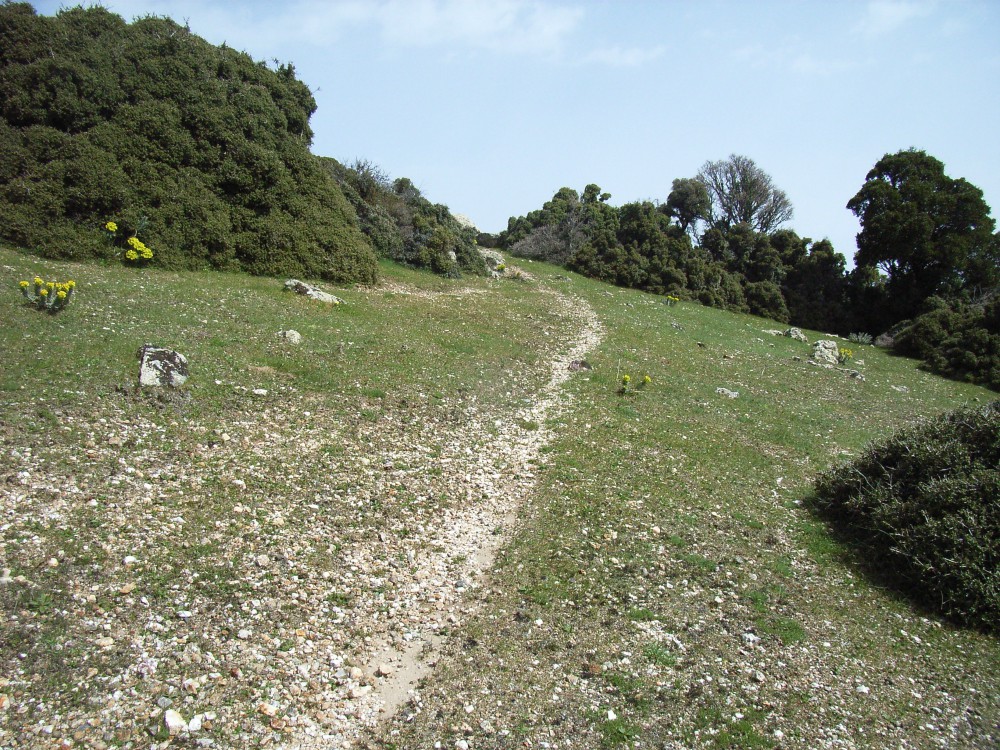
[0,282,603,750]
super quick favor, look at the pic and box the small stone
[123,555,138,565]
[188,714,203,732]
[856,684,870,695]
[237,629,252,640]
[715,387,739,399]
[157,697,173,709]
[349,666,364,680]
[252,388,268,396]
[256,554,270,567]
[455,741,469,750]
[164,709,186,735]
[754,671,766,683]
[376,663,393,677]
[277,330,303,345]
[47,557,59,568]
[257,703,278,717]
[94,636,115,648]
[119,582,136,594]
[349,685,371,699]
[607,709,617,721]
[177,610,192,619]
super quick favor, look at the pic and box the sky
[30,0,1000,262]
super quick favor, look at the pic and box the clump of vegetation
[19,276,75,312]
[810,402,1000,632]
[0,3,377,283]
[322,158,485,277]
[848,331,873,345]
[893,295,1000,391]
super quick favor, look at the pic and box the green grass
[3,247,999,749]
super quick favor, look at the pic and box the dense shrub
[0,4,377,283]
[322,158,485,277]
[810,402,1000,631]
[894,296,1000,391]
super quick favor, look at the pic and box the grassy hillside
[1,246,996,749]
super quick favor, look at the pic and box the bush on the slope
[894,296,1000,391]
[323,158,485,277]
[0,4,377,284]
[810,402,1000,631]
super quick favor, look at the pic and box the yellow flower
[127,237,140,249]
[57,290,67,300]
[46,281,55,290]
[643,375,651,385]
[39,287,48,296]
[125,249,139,261]
[19,280,29,289]
[34,276,43,286]
[622,374,631,384]
[68,280,76,289]
[105,221,117,232]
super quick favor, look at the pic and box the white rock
[237,629,252,640]
[277,329,303,345]
[856,684,870,695]
[188,714,203,732]
[607,709,617,721]
[716,387,739,399]
[252,388,268,396]
[123,555,138,565]
[164,709,186,735]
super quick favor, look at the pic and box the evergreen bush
[810,402,1000,631]
[0,4,377,284]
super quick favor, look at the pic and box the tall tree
[847,149,997,323]
[696,154,793,233]
[664,177,711,235]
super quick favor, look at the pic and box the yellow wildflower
[57,290,67,300]
[39,287,48,296]
[125,249,139,261]
[105,221,117,232]
[19,280,29,289]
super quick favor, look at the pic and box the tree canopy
[696,154,794,234]
[847,148,997,324]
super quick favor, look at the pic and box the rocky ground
[0,279,603,750]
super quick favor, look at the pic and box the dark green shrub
[0,4,378,284]
[810,402,1000,631]
[895,296,1000,391]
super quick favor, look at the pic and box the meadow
[1,246,996,749]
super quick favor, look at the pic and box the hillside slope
[1,247,997,749]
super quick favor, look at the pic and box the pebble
[164,710,186,735]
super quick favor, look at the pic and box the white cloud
[585,44,665,68]
[854,0,935,37]
[99,0,585,60]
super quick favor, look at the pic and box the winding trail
[313,284,604,747]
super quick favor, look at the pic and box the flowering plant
[103,218,154,265]
[20,276,75,312]
[617,372,651,396]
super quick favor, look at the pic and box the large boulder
[137,344,189,388]
[811,340,840,367]
[283,279,344,305]
[784,327,808,343]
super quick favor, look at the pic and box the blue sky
[31,0,1000,262]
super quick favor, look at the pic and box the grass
[2,247,998,749]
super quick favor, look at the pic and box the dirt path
[318,284,604,747]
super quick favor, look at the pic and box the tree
[696,154,793,233]
[847,149,997,324]
[664,177,711,235]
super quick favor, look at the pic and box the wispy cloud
[106,0,584,58]
[854,0,935,37]
[584,44,665,68]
